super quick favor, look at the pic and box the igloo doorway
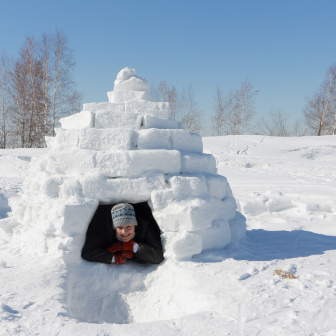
[84,202,161,240]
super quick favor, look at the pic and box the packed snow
[0,71,335,334]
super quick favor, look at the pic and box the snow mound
[2,68,245,324]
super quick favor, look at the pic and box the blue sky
[1,0,336,128]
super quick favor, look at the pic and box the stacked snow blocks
[13,68,244,263]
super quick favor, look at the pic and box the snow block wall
[10,67,246,264]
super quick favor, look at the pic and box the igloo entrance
[8,67,246,325]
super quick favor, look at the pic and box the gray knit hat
[111,203,137,228]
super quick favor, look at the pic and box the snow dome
[9,67,246,264]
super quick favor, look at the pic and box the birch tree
[235,79,259,135]
[50,28,78,136]
[212,80,258,135]
[303,80,333,136]
[9,36,44,147]
[212,87,235,135]
[324,64,336,135]
[0,51,11,148]
[151,82,203,133]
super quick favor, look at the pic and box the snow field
[1,134,336,334]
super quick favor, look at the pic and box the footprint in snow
[238,267,259,281]
[22,302,35,309]
[0,303,21,321]
[238,273,251,281]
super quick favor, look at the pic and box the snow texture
[108,90,154,103]
[142,115,178,129]
[125,100,171,118]
[60,110,94,130]
[83,102,124,113]
[78,128,136,151]
[114,67,150,91]
[95,111,142,129]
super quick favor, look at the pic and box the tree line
[1,29,335,147]
[0,29,81,149]
[152,62,336,137]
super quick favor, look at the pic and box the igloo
[9,67,246,264]
[6,67,246,323]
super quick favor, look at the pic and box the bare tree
[40,32,52,138]
[324,64,336,135]
[303,83,333,136]
[178,85,202,133]
[212,86,235,135]
[2,29,81,149]
[254,109,307,137]
[212,79,258,135]
[235,79,259,135]
[151,82,203,133]
[9,36,44,148]
[303,63,336,136]
[50,28,78,136]
[0,51,11,148]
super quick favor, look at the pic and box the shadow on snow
[194,229,336,262]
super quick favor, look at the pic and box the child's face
[115,225,135,242]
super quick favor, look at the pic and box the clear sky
[1,0,336,127]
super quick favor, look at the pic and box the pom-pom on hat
[111,203,137,229]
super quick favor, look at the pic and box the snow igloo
[6,67,246,323]
[9,67,246,264]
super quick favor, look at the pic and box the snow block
[60,111,95,130]
[115,67,136,81]
[142,115,178,129]
[115,76,150,92]
[162,231,202,260]
[177,122,186,130]
[167,175,208,198]
[181,152,217,174]
[95,150,181,177]
[108,90,154,103]
[46,149,96,175]
[125,100,171,118]
[55,198,99,236]
[79,128,136,151]
[95,111,143,130]
[54,129,79,148]
[204,173,232,200]
[83,102,124,113]
[190,133,203,153]
[30,156,49,174]
[201,219,231,251]
[170,130,203,153]
[39,175,66,199]
[128,150,181,175]
[95,151,130,177]
[82,172,166,203]
[229,211,247,244]
[137,129,172,150]
[45,136,57,149]
[114,67,150,91]
[151,195,226,232]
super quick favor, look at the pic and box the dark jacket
[81,205,164,265]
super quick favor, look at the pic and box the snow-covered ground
[1,135,336,335]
